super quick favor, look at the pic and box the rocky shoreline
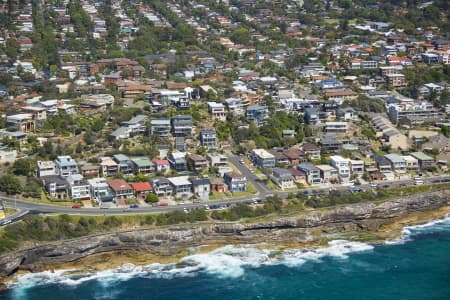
[1,190,450,284]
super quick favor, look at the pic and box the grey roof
[122,115,148,125]
[113,154,131,162]
[191,178,211,186]
[272,167,293,179]
[297,163,319,172]
[41,175,67,185]
[110,127,130,137]
[384,153,405,164]
[151,118,170,125]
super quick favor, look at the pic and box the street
[1,174,449,224]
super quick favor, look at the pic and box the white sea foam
[7,240,374,292]
[384,213,450,245]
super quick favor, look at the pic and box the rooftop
[168,176,191,186]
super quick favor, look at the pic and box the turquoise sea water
[2,216,450,300]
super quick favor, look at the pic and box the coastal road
[1,175,450,218]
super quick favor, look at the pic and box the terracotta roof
[303,143,319,151]
[166,82,187,90]
[108,179,132,191]
[325,90,357,97]
[152,158,169,165]
[282,148,305,160]
[130,182,153,192]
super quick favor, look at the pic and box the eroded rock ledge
[0,191,449,279]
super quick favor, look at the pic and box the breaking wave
[8,240,374,292]
[385,213,450,245]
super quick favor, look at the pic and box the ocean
[2,215,450,300]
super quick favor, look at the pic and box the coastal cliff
[0,191,449,280]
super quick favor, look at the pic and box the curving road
[1,174,450,222]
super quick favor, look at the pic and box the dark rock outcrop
[0,191,448,280]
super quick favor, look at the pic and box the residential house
[207,102,226,121]
[319,135,343,152]
[336,107,357,121]
[152,158,170,173]
[297,163,321,185]
[373,154,392,173]
[225,98,245,116]
[167,152,187,171]
[150,119,171,137]
[207,152,228,167]
[304,107,320,125]
[316,165,339,184]
[171,115,193,137]
[66,174,91,201]
[384,154,407,173]
[402,155,419,171]
[188,154,209,172]
[131,157,153,174]
[246,105,269,127]
[55,156,78,177]
[88,177,113,204]
[386,74,406,87]
[191,178,211,201]
[130,182,153,200]
[270,168,295,190]
[121,115,148,135]
[302,143,321,160]
[282,148,306,165]
[270,150,289,166]
[168,176,192,198]
[41,175,68,199]
[350,160,365,176]
[113,154,134,176]
[210,177,228,192]
[100,157,119,177]
[224,172,247,192]
[251,149,276,169]
[287,168,308,185]
[36,161,56,178]
[324,90,358,104]
[411,152,434,170]
[330,155,351,182]
[150,177,173,199]
[80,165,100,178]
[108,179,134,201]
[199,129,217,149]
[324,122,348,133]
[6,114,35,132]
[109,127,130,141]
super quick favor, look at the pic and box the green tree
[5,38,20,62]
[0,175,22,195]
[145,193,159,204]
[12,158,35,176]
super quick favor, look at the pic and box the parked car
[71,205,81,209]
[130,204,139,208]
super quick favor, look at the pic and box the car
[130,204,139,208]
[370,183,378,188]
[71,205,81,209]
